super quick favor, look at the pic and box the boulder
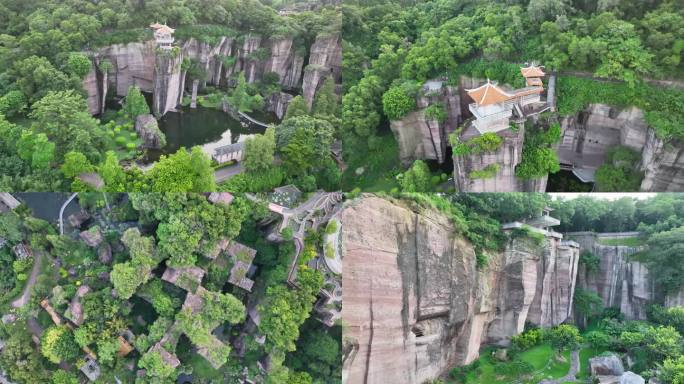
[135,114,166,149]
[619,372,645,384]
[67,210,90,228]
[493,348,508,361]
[98,243,113,265]
[590,354,625,377]
[80,227,104,248]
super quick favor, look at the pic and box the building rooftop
[229,261,255,291]
[521,64,546,78]
[526,77,543,87]
[161,266,205,293]
[0,193,20,212]
[466,80,513,106]
[80,356,101,382]
[150,23,174,34]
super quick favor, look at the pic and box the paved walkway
[538,349,580,384]
[214,163,244,183]
[11,251,43,308]
[59,193,78,235]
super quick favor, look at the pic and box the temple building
[466,63,548,134]
[501,206,562,238]
[150,23,175,49]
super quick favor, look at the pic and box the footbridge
[238,111,270,128]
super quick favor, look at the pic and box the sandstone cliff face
[101,42,157,96]
[302,34,342,108]
[391,84,460,166]
[452,125,547,192]
[83,32,336,117]
[569,232,652,320]
[342,196,579,384]
[265,92,293,120]
[82,59,108,115]
[559,104,684,191]
[153,52,184,117]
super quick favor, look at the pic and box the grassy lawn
[460,344,571,384]
[596,236,642,247]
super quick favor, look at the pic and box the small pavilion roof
[150,23,174,34]
[466,80,514,106]
[526,77,543,87]
[521,65,545,78]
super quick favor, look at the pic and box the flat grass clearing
[597,236,642,247]
[460,344,571,384]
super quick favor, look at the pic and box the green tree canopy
[40,326,80,364]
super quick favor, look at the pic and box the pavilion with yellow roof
[466,63,547,134]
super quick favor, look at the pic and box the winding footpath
[538,349,580,384]
[10,251,43,308]
[59,192,78,235]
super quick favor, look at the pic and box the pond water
[103,94,277,163]
[145,106,273,162]
[15,193,81,223]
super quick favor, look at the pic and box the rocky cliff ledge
[390,82,461,166]
[569,232,656,321]
[559,103,684,191]
[452,125,548,192]
[341,196,579,384]
[301,34,342,108]
[82,33,340,117]
[390,76,547,192]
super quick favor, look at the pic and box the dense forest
[0,0,342,193]
[0,193,341,383]
[342,0,684,192]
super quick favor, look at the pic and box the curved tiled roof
[466,80,514,105]
[521,65,545,78]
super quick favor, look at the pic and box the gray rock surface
[619,372,645,384]
[152,51,184,116]
[559,103,684,191]
[85,34,337,118]
[570,232,651,320]
[135,114,166,149]
[301,34,341,108]
[101,41,157,96]
[80,227,104,248]
[391,83,460,166]
[341,196,579,383]
[265,92,293,120]
[82,59,108,115]
[590,354,625,377]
